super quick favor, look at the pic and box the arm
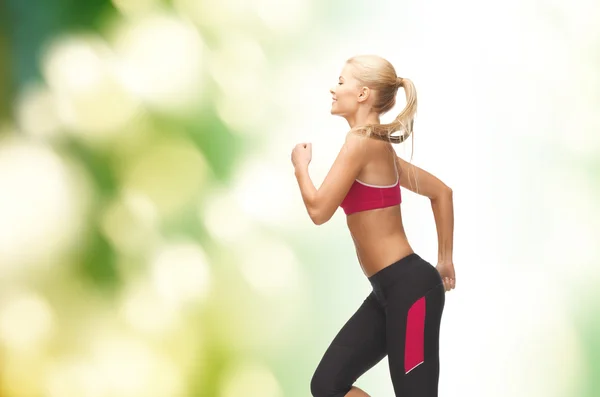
[294,134,367,225]
[395,155,454,264]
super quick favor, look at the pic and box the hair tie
[397,77,404,88]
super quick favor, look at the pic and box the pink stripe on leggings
[405,296,426,374]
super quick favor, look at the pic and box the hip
[367,252,444,308]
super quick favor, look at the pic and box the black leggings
[310,253,446,397]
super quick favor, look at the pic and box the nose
[329,86,335,95]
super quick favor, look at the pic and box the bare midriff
[347,204,413,278]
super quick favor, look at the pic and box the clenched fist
[291,143,312,169]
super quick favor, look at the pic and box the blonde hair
[346,55,417,146]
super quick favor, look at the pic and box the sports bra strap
[392,152,399,183]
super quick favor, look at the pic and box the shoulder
[343,130,371,154]
[324,131,369,169]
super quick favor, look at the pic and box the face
[330,63,363,117]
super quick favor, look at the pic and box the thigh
[386,282,445,397]
[311,291,388,396]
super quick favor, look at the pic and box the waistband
[368,252,428,292]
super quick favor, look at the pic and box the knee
[310,369,349,397]
[310,370,328,397]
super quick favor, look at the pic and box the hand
[291,143,312,169]
[436,262,456,292]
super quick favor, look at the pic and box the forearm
[430,189,454,264]
[294,165,318,217]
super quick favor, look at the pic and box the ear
[357,86,370,103]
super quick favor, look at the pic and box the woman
[291,55,456,397]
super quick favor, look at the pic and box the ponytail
[351,77,417,146]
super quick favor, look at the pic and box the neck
[346,108,380,129]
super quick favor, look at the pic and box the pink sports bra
[340,159,402,215]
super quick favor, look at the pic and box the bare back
[347,139,413,277]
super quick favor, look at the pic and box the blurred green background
[0,0,598,396]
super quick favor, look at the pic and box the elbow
[309,208,330,225]
[309,211,327,225]
[312,217,325,226]
[308,206,321,225]
[307,194,330,225]
[432,185,452,201]
[444,185,452,197]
